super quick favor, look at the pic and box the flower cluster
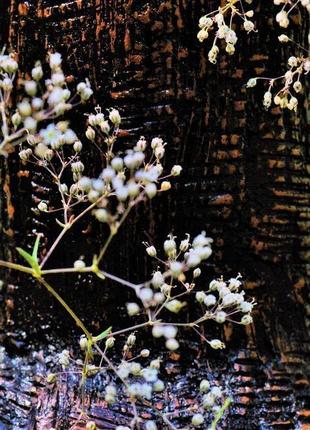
[197,0,256,63]
[247,37,309,110]
[0,49,92,156]
[274,0,310,28]
[1,48,256,430]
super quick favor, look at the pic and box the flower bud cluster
[76,131,176,227]
[0,49,92,156]
[195,275,255,338]
[197,1,255,63]
[274,0,310,28]
[247,52,309,111]
[190,380,227,427]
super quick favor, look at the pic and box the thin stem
[109,321,151,338]
[38,277,92,339]
[40,197,105,269]
[40,224,70,269]
[0,259,34,274]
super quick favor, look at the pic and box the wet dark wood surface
[0,1,309,429]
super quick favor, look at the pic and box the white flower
[217,24,230,39]
[192,413,204,427]
[139,287,153,302]
[152,325,164,338]
[171,165,182,176]
[52,72,65,86]
[143,368,158,382]
[226,43,235,55]
[210,339,225,349]
[244,20,255,32]
[31,64,43,81]
[200,379,210,393]
[239,301,253,313]
[164,236,176,256]
[165,299,185,313]
[204,294,216,307]
[202,392,215,408]
[74,260,86,270]
[293,81,302,93]
[241,314,253,325]
[153,379,165,393]
[146,245,157,257]
[304,60,310,73]
[196,291,206,303]
[169,261,183,278]
[287,96,298,111]
[215,311,226,323]
[24,80,37,96]
[18,100,32,117]
[126,302,140,316]
[152,271,164,288]
[109,109,121,126]
[24,117,37,132]
[163,325,177,338]
[263,91,272,108]
[225,30,237,45]
[38,201,48,212]
[275,10,289,28]
[208,45,219,64]
[145,183,157,199]
[49,52,62,69]
[288,56,298,68]
[48,87,65,106]
[165,338,179,350]
[228,277,242,290]
[199,16,212,29]
[197,29,209,42]
[278,34,289,43]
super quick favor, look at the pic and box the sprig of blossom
[197,0,256,63]
[0,49,92,156]
[274,0,310,28]
[246,36,309,110]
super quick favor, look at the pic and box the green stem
[0,259,34,274]
[38,277,92,339]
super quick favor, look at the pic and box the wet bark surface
[0,0,309,429]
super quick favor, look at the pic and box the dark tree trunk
[0,1,309,429]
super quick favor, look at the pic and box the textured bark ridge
[0,1,309,429]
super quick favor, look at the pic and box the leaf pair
[16,234,42,276]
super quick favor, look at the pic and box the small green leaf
[32,234,41,261]
[16,247,40,274]
[92,326,112,343]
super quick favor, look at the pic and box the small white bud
[193,268,201,278]
[126,302,140,316]
[199,379,210,393]
[105,337,115,349]
[79,335,88,350]
[192,413,204,427]
[74,260,86,270]
[165,338,179,351]
[140,348,150,358]
[241,314,253,325]
[38,201,48,212]
[109,109,121,126]
[86,126,96,141]
[171,165,182,176]
[210,339,225,350]
[127,333,136,346]
[73,140,83,153]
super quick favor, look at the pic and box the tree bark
[0,1,309,429]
